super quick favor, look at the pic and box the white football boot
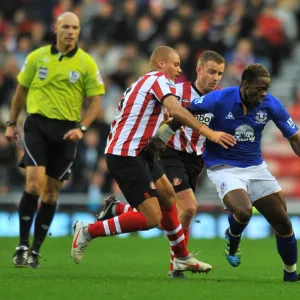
[71,221,92,264]
[173,254,212,273]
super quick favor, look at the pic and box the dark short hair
[241,64,270,83]
[197,50,225,66]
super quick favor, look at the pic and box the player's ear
[157,59,164,69]
[242,80,248,88]
[53,24,57,34]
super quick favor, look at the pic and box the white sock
[229,228,241,238]
[284,263,296,273]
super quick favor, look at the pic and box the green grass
[0,237,299,300]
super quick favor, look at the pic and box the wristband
[158,125,175,143]
[6,121,17,127]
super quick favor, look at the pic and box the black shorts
[105,150,164,208]
[159,147,204,193]
[19,114,78,181]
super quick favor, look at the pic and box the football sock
[161,203,189,258]
[228,213,248,236]
[88,211,149,237]
[276,233,298,279]
[115,202,137,216]
[31,201,56,253]
[169,227,190,270]
[183,228,190,245]
[19,191,39,247]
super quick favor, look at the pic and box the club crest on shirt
[149,181,156,190]
[38,67,48,80]
[255,110,268,124]
[172,178,182,186]
[220,182,228,194]
[234,124,255,142]
[69,71,81,83]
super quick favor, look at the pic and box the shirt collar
[50,44,78,58]
[236,86,243,103]
[191,82,203,96]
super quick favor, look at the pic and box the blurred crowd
[0,0,299,200]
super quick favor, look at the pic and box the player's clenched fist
[5,125,20,142]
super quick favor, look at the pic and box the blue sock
[228,213,248,236]
[276,233,298,280]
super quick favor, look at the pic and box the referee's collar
[51,44,78,58]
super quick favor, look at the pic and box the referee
[5,12,105,268]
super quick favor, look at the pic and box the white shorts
[207,162,282,204]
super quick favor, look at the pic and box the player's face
[162,52,182,82]
[56,15,80,50]
[243,76,271,107]
[196,61,225,93]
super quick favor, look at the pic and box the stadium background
[0,0,300,240]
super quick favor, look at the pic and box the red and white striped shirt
[105,71,177,157]
[167,82,219,155]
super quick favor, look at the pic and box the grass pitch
[0,237,299,300]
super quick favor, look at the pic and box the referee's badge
[38,67,48,80]
[69,71,80,83]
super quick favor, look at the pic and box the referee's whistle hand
[63,128,83,141]
[5,126,20,143]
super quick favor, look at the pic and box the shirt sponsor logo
[38,67,48,80]
[69,71,81,83]
[195,114,212,125]
[234,124,255,142]
[255,110,268,124]
[287,117,296,129]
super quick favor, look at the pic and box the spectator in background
[256,5,288,75]
[90,2,116,43]
[0,0,298,199]
[0,127,17,193]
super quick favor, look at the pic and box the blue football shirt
[190,87,298,168]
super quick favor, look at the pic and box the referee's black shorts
[159,146,204,193]
[19,114,78,181]
[105,150,164,208]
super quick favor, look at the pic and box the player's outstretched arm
[162,95,236,149]
[288,130,300,156]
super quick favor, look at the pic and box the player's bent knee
[26,181,43,195]
[158,188,176,207]
[235,207,252,223]
[145,212,162,228]
[179,206,197,222]
[42,192,59,204]
[273,219,293,236]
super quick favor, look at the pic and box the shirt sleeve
[150,75,178,103]
[190,90,221,114]
[17,50,39,88]
[270,98,299,138]
[83,56,105,97]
